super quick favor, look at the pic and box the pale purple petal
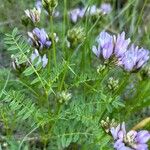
[114,139,125,150]
[135,130,150,144]
[114,31,130,57]
[134,143,148,150]
[110,124,121,140]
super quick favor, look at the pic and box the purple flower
[69,8,85,23]
[100,3,112,14]
[92,31,114,59]
[118,44,149,71]
[114,32,131,57]
[110,122,150,150]
[28,28,51,50]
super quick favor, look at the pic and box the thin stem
[19,126,39,150]
[50,16,56,67]
[62,0,67,57]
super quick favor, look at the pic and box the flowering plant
[0,0,150,149]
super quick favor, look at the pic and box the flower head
[92,31,114,59]
[118,44,149,72]
[28,28,51,50]
[100,3,112,14]
[25,8,41,23]
[110,122,150,150]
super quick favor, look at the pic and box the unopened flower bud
[25,8,41,24]
[101,117,117,133]
[57,91,72,105]
[48,32,59,43]
[107,77,119,91]
[97,64,106,73]
[67,27,86,48]
[42,0,58,15]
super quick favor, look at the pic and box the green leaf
[31,77,40,85]
[23,66,35,76]
[12,28,18,37]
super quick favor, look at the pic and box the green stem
[50,16,56,67]
[62,0,67,58]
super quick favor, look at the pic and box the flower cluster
[92,31,150,72]
[28,28,51,50]
[110,122,150,150]
[69,3,112,23]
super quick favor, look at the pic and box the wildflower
[114,32,131,57]
[92,31,149,72]
[118,44,149,72]
[28,28,51,50]
[92,31,114,59]
[25,8,41,23]
[100,3,112,15]
[110,122,150,150]
[69,8,85,23]
[31,49,48,68]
